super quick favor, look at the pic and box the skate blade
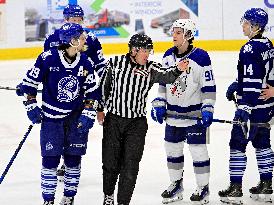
[191,195,209,205]
[162,194,183,204]
[250,193,272,203]
[220,197,243,205]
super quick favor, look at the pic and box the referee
[100,33,189,205]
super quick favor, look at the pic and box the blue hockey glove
[234,108,250,123]
[23,99,43,124]
[151,98,167,124]
[78,107,96,134]
[226,81,238,101]
[198,111,213,128]
[16,83,24,96]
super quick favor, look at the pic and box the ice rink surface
[0,52,272,205]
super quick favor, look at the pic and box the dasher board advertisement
[24,0,198,42]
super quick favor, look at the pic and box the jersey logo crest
[57,75,79,102]
[243,44,253,53]
[170,75,188,97]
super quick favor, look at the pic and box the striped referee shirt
[100,53,182,118]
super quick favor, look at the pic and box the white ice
[0,52,272,205]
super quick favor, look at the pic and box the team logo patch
[46,142,53,151]
[57,75,79,102]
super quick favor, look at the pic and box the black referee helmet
[128,34,153,51]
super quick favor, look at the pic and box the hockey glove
[226,81,238,101]
[23,99,43,124]
[198,111,213,128]
[234,105,251,122]
[16,83,24,96]
[77,107,96,134]
[151,98,167,124]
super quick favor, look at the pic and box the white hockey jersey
[158,46,216,127]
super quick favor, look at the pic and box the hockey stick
[166,114,270,129]
[0,124,33,184]
[0,86,42,93]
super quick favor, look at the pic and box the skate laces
[60,196,74,205]
[167,181,178,192]
[104,194,114,205]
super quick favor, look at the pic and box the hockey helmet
[63,4,84,19]
[171,19,196,39]
[59,23,85,45]
[128,34,153,51]
[241,8,268,30]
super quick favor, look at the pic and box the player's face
[241,19,252,36]
[172,27,187,47]
[71,33,87,52]
[67,17,84,24]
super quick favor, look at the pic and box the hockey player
[218,8,274,204]
[19,23,98,205]
[151,19,215,204]
[99,33,191,205]
[43,4,107,180]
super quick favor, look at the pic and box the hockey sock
[165,141,185,181]
[64,155,82,197]
[229,149,247,183]
[41,167,58,201]
[189,144,210,187]
[255,148,274,180]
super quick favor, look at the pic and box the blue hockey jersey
[236,36,274,121]
[44,29,107,77]
[21,49,98,120]
[158,46,216,127]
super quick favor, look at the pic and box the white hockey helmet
[171,19,196,39]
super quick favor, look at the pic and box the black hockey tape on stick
[166,114,270,129]
[0,85,42,93]
[0,124,33,184]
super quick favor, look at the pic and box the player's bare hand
[260,84,274,100]
[260,84,274,101]
[97,111,105,126]
[177,58,189,72]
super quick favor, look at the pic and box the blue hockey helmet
[242,8,268,30]
[59,23,85,44]
[63,4,84,19]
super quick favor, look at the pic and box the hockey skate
[161,179,183,204]
[59,196,74,205]
[43,200,54,205]
[190,184,209,204]
[249,179,273,203]
[218,183,243,205]
[103,194,114,205]
[57,164,65,182]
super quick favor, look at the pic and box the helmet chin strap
[248,25,260,38]
[70,39,80,53]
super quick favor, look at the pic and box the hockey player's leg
[250,129,274,203]
[41,156,61,205]
[189,144,210,205]
[219,125,247,205]
[56,162,65,182]
[60,155,82,205]
[161,125,185,204]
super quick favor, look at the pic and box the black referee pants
[102,113,148,205]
